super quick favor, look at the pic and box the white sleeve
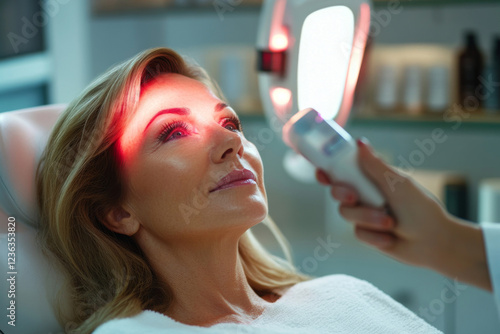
[481,222,500,318]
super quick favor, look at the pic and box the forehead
[139,73,216,105]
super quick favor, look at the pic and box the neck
[136,229,271,327]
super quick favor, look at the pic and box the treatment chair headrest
[0,104,66,226]
[0,104,68,334]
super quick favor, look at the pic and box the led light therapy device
[257,0,385,207]
[256,0,371,125]
[283,108,385,207]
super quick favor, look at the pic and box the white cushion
[0,104,65,226]
[0,104,67,333]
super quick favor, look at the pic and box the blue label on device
[322,135,343,156]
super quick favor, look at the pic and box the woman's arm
[317,138,492,292]
[440,217,491,291]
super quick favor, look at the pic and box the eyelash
[156,116,243,144]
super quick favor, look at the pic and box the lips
[209,168,257,193]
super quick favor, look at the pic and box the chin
[220,201,268,228]
[244,201,268,227]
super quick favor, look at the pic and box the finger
[354,226,397,249]
[339,205,395,230]
[315,169,331,185]
[353,219,396,232]
[330,186,359,205]
[356,138,408,199]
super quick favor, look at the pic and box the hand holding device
[282,107,385,207]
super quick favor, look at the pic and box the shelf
[92,0,262,17]
[238,110,500,127]
[92,0,500,16]
[240,111,264,116]
[350,111,500,128]
[373,0,500,7]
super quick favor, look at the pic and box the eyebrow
[143,102,229,134]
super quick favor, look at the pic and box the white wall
[47,0,91,104]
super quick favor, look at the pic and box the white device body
[283,108,385,207]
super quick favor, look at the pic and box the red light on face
[271,87,292,106]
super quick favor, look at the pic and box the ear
[103,206,140,236]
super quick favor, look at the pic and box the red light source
[269,0,288,52]
[256,0,288,76]
[270,28,289,52]
[271,87,292,106]
[257,50,286,75]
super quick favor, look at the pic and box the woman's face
[116,73,267,242]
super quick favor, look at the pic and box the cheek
[244,142,266,188]
[245,141,263,169]
[124,149,206,220]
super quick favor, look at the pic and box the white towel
[93,274,442,333]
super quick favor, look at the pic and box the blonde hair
[36,47,312,334]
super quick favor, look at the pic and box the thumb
[356,138,408,200]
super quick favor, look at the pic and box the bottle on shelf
[402,65,423,115]
[374,64,398,114]
[484,36,500,113]
[426,65,450,113]
[458,31,484,112]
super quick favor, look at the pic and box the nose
[210,127,244,163]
